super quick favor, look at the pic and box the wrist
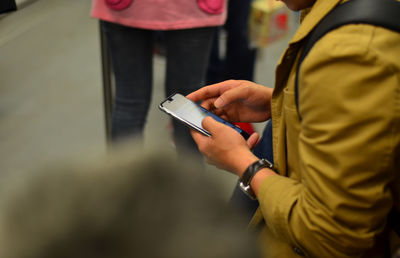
[238,158,274,199]
[234,153,259,177]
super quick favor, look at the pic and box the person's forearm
[250,168,277,197]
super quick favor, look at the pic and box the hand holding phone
[186,80,273,123]
[159,93,250,140]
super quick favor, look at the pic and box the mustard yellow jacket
[249,0,400,257]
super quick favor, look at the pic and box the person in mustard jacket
[187,0,400,257]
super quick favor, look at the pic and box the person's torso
[91,0,227,30]
[253,0,400,257]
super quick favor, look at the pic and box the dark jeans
[101,21,215,154]
[207,0,257,84]
[229,121,274,220]
[0,0,16,14]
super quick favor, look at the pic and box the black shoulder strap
[295,0,400,118]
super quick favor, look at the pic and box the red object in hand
[234,122,256,135]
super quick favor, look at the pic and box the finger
[190,128,207,144]
[190,128,213,155]
[208,109,230,121]
[214,82,249,108]
[216,112,229,121]
[186,80,240,103]
[202,116,241,141]
[246,132,260,150]
[199,98,218,110]
[186,84,222,102]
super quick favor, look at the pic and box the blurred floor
[0,0,297,198]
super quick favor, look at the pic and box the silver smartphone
[159,93,250,139]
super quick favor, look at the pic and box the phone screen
[159,93,250,139]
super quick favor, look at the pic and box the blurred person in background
[206,0,257,85]
[91,0,226,159]
[0,144,259,258]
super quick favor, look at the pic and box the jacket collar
[288,0,342,45]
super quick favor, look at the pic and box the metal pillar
[99,21,113,144]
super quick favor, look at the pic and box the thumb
[202,116,224,136]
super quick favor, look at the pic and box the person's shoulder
[309,24,400,67]
[315,24,375,58]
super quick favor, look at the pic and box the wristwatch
[239,159,273,200]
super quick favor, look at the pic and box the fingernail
[214,98,223,108]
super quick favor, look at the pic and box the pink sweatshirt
[91,0,227,30]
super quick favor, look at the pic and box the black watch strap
[239,159,273,200]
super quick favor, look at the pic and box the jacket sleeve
[258,25,400,257]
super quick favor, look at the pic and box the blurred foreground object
[0,145,259,258]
